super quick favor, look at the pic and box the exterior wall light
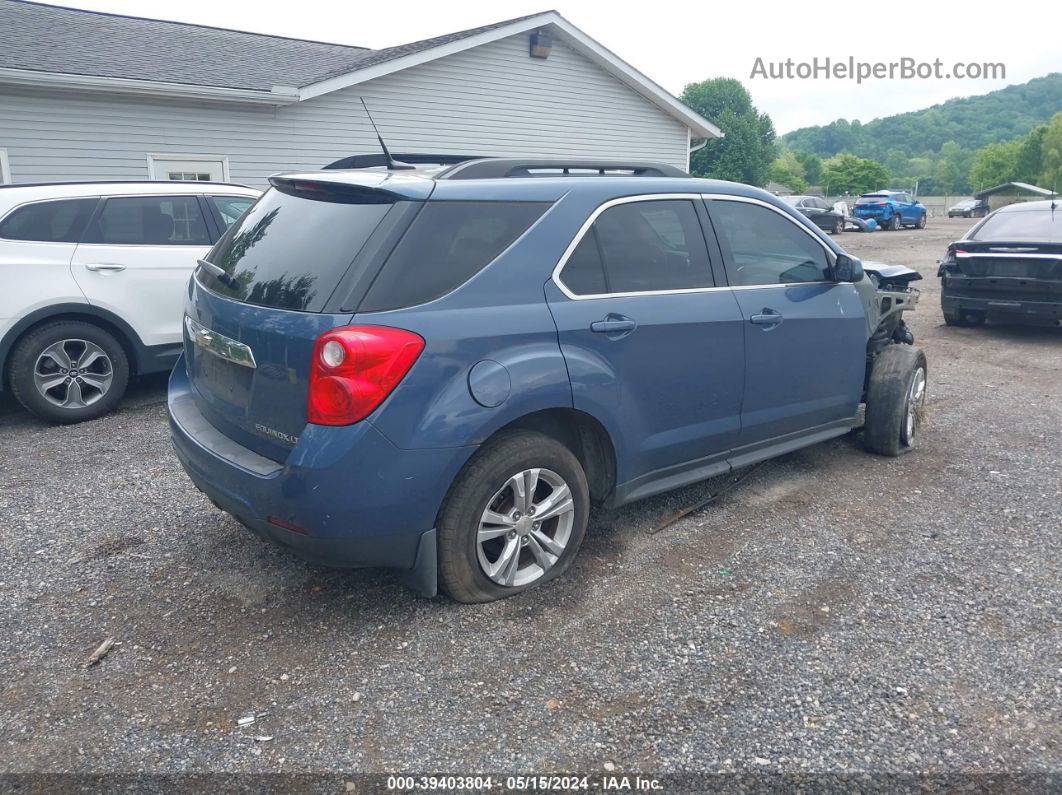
[530,30,552,59]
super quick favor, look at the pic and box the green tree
[681,78,776,186]
[933,159,962,194]
[936,141,973,193]
[968,140,1021,191]
[821,154,890,195]
[795,151,822,185]
[1015,124,1046,183]
[905,157,935,193]
[884,148,911,181]
[767,150,807,192]
[1038,112,1062,191]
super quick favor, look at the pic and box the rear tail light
[939,248,960,277]
[307,325,424,425]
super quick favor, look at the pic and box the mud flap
[400,528,438,598]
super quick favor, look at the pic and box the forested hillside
[783,74,1062,161]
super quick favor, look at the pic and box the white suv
[0,181,259,422]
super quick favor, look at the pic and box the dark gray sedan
[780,195,846,234]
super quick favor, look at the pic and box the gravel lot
[1,217,1059,785]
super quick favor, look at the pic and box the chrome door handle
[84,263,126,272]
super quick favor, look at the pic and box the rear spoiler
[268,173,434,203]
[323,153,481,170]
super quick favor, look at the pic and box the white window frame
[0,149,11,184]
[146,153,230,182]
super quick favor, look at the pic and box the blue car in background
[853,191,928,231]
[169,157,927,603]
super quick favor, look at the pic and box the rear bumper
[168,359,475,591]
[941,289,1062,321]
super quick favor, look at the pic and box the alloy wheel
[33,339,113,408]
[476,468,576,587]
[902,366,927,446]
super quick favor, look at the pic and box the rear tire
[437,430,590,603]
[864,345,927,457]
[8,320,130,424]
[834,218,845,235]
[888,213,901,231]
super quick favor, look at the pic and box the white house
[0,1,720,187]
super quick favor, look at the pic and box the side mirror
[834,254,864,283]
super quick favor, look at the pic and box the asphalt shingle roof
[0,1,549,91]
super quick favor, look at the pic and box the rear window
[358,201,549,312]
[198,188,394,312]
[0,198,97,242]
[855,195,887,205]
[971,208,1061,242]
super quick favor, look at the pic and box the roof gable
[298,12,721,139]
[0,3,720,138]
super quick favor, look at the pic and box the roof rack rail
[0,179,250,189]
[323,153,482,170]
[436,158,690,180]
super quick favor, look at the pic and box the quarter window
[210,195,256,228]
[360,201,549,312]
[0,198,97,243]
[709,200,831,286]
[88,196,211,245]
[559,199,713,295]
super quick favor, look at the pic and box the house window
[147,153,229,183]
[0,149,11,185]
[168,171,213,181]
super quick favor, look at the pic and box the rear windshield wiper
[197,259,240,290]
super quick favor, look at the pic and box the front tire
[437,430,590,603]
[917,213,927,229]
[864,345,928,457]
[8,320,130,424]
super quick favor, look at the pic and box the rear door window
[708,200,831,286]
[359,201,549,312]
[198,187,395,312]
[558,199,714,296]
[0,198,97,242]
[87,196,211,245]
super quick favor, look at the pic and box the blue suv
[853,191,927,231]
[169,158,927,602]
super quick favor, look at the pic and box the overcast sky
[37,0,1061,133]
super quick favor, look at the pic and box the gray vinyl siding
[0,33,689,186]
